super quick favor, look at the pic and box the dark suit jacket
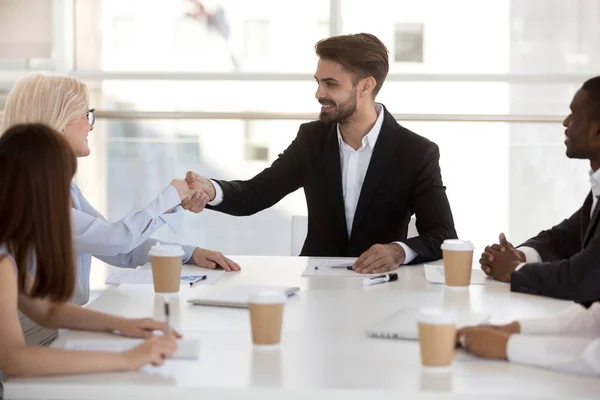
[208,105,457,263]
[512,192,600,303]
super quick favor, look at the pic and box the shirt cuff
[507,334,551,367]
[518,315,562,335]
[181,245,196,264]
[207,179,224,206]
[515,262,526,271]
[146,184,182,217]
[393,242,417,264]
[517,246,543,263]
[159,206,183,233]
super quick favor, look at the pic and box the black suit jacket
[208,106,457,262]
[512,192,600,303]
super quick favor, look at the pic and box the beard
[318,89,358,124]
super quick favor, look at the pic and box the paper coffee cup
[248,290,286,347]
[149,243,184,294]
[441,240,474,288]
[417,308,457,369]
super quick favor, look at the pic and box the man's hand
[190,248,241,272]
[480,233,525,275]
[456,326,511,360]
[353,244,404,274]
[483,321,521,335]
[181,171,216,213]
[171,179,210,213]
[483,243,521,283]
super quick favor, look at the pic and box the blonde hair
[1,72,89,134]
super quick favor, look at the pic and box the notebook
[187,284,300,308]
[366,307,490,340]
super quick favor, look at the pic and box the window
[244,121,270,162]
[244,20,270,60]
[393,23,424,63]
[0,0,52,66]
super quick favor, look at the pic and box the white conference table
[6,256,600,400]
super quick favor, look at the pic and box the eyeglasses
[87,108,95,127]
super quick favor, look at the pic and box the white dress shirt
[71,183,195,305]
[209,103,417,264]
[507,303,600,376]
[516,168,600,270]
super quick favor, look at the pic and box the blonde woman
[1,73,240,336]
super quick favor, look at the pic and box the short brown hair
[0,124,77,302]
[315,33,389,96]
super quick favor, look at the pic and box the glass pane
[87,79,578,116]
[90,80,321,113]
[0,0,55,71]
[81,117,589,291]
[74,0,329,72]
[341,0,600,75]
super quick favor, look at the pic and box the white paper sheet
[64,338,201,360]
[105,263,225,285]
[301,258,388,277]
[424,263,505,285]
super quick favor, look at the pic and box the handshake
[171,171,215,213]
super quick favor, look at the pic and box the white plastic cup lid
[248,290,287,304]
[440,239,474,251]
[148,243,184,257]
[417,308,457,325]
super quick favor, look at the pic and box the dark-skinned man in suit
[480,76,600,304]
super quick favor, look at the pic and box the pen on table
[189,275,208,287]
[163,297,171,334]
[314,265,353,270]
[362,273,398,286]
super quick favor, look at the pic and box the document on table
[423,262,505,285]
[301,258,385,277]
[64,339,200,360]
[105,263,225,285]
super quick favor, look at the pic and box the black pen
[164,298,171,334]
[189,275,207,287]
[314,265,353,270]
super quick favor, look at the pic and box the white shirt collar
[589,169,600,190]
[336,103,384,150]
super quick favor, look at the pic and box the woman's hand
[121,334,178,370]
[112,317,182,339]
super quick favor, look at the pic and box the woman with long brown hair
[0,124,179,378]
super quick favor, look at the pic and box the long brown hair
[315,33,389,97]
[0,124,77,301]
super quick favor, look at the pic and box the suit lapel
[583,192,600,246]
[350,110,400,237]
[322,124,348,240]
[580,193,593,239]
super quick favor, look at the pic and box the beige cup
[248,291,286,347]
[441,240,474,288]
[417,308,457,369]
[149,243,184,294]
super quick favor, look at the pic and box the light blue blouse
[71,183,195,305]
